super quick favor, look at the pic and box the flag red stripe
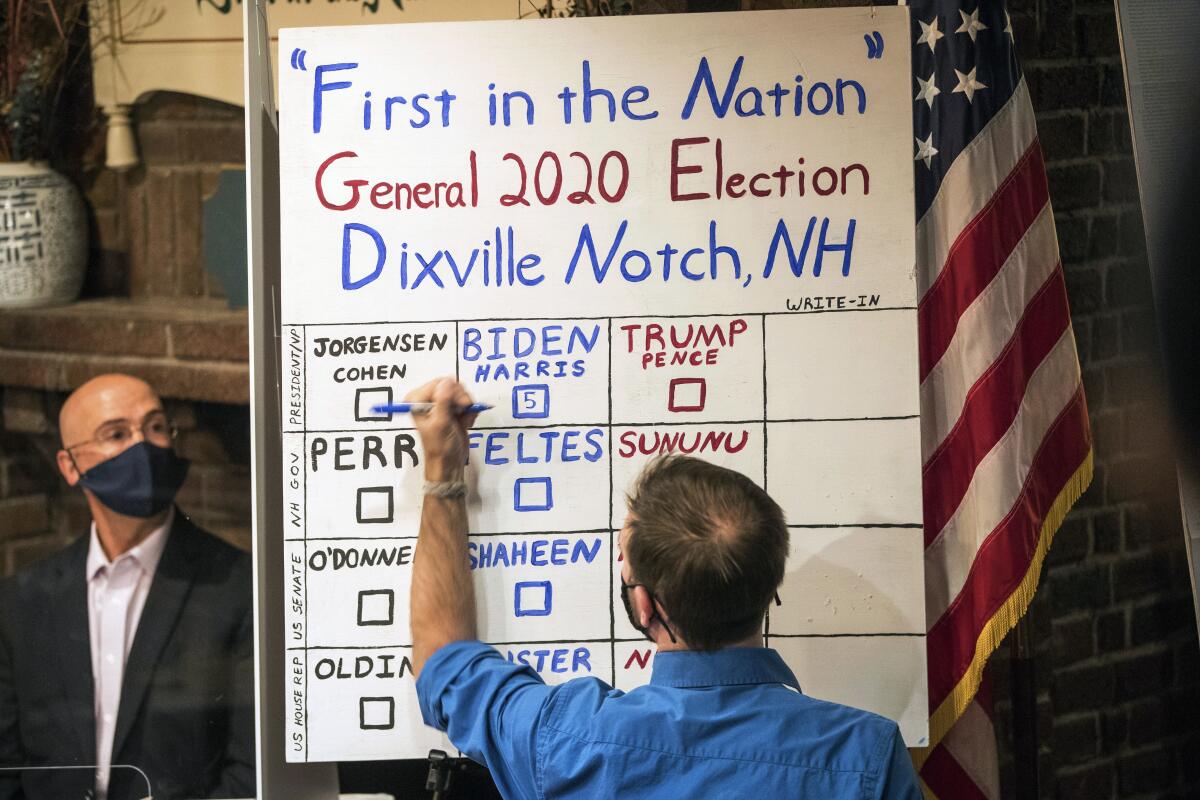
[920,742,993,800]
[918,138,1049,382]
[926,388,1090,701]
[922,268,1071,543]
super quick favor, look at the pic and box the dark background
[0,1,1195,798]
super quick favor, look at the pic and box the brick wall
[85,92,245,301]
[988,2,1200,799]
[0,404,59,574]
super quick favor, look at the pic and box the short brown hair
[625,455,788,651]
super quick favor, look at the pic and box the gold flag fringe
[913,448,1094,775]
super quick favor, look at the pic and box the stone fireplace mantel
[0,298,248,404]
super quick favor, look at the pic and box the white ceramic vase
[0,161,86,308]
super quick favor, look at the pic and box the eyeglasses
[63,412,178,457]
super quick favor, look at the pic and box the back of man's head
[625,456,788,651]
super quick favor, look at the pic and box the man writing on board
[409,377,921,799]
[0,374,255,800]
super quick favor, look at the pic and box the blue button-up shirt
[417,640,922,799]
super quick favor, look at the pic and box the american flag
[904,1,1094,797]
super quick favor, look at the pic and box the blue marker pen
[371,402,493,416]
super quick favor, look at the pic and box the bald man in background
[0,374,254,800]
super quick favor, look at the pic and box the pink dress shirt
[85,509,172,800]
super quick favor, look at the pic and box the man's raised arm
[407,378,480,675]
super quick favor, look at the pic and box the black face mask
[620,579,677,644]
[77,441,190,518]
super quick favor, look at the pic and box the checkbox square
[356,589,395,626]
[356,486,394,523]
[513,477,553,511]
[355,387,393,422]
[514,580,553,617]
[668,378,707,413]
[358,696,395,730]
[512,384,550,419]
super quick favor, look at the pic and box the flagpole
[1010,618,1040,800]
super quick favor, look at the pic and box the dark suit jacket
[0,511,255,800]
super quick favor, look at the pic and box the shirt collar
[86,507,174,582]
[649,647,801,691]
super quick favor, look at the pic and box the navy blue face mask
[77,441,190,518]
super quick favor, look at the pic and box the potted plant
[0,0,88,308]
